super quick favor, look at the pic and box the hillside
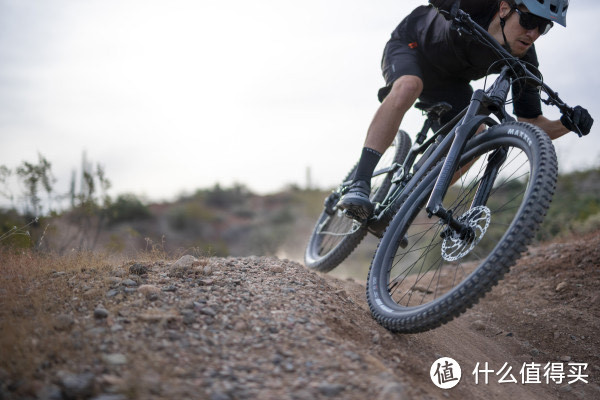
[3,168,599,276]
[1,231,598,399]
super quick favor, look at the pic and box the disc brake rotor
[441,206,491,262]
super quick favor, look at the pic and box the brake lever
[563,112,584,137]
[542,94,583,137]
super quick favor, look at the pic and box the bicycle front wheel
[304,130,411,272]
[367,122,558,332]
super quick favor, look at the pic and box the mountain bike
[304,9,587,333]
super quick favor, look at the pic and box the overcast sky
[1,0,598,206]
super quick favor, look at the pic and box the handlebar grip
[561,110,584,138]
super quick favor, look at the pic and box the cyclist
[338,0,593,219]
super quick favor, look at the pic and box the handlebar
[451,9,584,137]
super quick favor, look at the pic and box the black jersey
[386,2,542,118]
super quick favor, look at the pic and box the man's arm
[519,105,594,139]
[517,115,569,140]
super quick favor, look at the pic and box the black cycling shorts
[377,17,473,124]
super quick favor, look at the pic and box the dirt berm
[1,232,599,400]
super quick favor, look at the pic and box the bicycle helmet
[511,0,568,27]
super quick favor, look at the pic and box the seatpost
[415,118,433,145]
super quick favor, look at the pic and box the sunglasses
[513,7,554,35]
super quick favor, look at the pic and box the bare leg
[365,75,423,153]
[338,75,423,219]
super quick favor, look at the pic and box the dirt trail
[1,233,598,399]
[327,230,600,399]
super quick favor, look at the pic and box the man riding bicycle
[339,0,593,220]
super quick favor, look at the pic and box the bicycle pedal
[342,209,369,224]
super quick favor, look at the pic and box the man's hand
[429,0,461,20]
[561,106,594,136]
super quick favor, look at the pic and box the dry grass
[0,248,121,386]
[0,242,211,398]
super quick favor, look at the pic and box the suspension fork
[425,90,491,218]
[470,146,508,210]
[425,65,514,230]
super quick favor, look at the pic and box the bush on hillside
[106,194,152,224]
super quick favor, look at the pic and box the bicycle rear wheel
[367,122,557,332]
[304,130,411,272]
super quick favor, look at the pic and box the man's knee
[387,75,423,109]
[391,75,423,94]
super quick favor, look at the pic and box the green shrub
[106,194,151,224]
[167,202,216,231]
